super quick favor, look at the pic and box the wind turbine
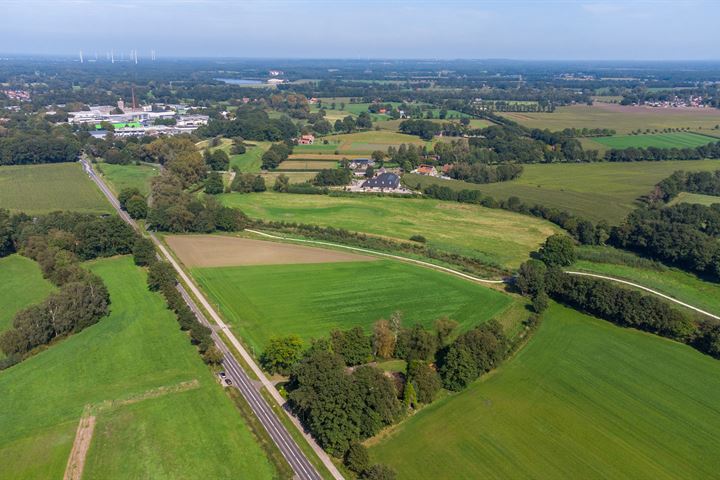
[79,50,84,63]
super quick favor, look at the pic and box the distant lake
[215,78,263,85]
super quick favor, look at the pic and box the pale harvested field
[166,235,376,267]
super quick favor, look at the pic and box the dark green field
[370,303,720,479]
[193,260,514,352]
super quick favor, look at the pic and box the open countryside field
[278,160,338,171]
[668,191,720,206]
[192,259,514,353]
[573,246,720,318]
[198,137,270,172]
[0,256,275,480]
[406,158,720,223]
[219,192,561,269]
[166,234,376,267]
[294,131,433,155]
[0,163,112,215]
[96,162,159,196]
[370,303,720,479]
[588,132,716,150]
[499,104,720,134]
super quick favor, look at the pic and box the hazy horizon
[2,0,719,61]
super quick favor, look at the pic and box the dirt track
[166,235,376,267]
[64,412,96,480]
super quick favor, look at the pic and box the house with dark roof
[361,172,400,190]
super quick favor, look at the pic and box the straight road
[81,159,339,480]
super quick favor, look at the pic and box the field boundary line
[565,271,720,321]
[245,229,506,284]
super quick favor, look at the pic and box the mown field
[0,255,55,358]
[0,163,112,215]
[0,256,275,480]
[499,104,720,134]
[573,246,720,318]
[587,132,715,150]
[668,191,720,206]
[219,192,560,269]
[370,303,720,479]
[192,260,514,353]
[197,137,270,172]
[406,159,720,223]
[294,131,434,155]
[96,162,159,196]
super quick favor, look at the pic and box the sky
[1,0,719,60]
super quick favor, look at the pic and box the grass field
[589,132,716,149]
[668,191,720,206]
[219,192,560,269]
[0,163,112,215]
[295,131,433,155]
[193,260,514,353]
[0,256,275,479]
[369,303,720,479]
[499,104,720,134]
[0,255,55,357]
[96,162,159,196]
[277,160,338,171]
[573,246,720,318]
[405,158,720,223]
[230,142,271,172]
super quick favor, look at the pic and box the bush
[409,234,426,243]
[344,443,370,474]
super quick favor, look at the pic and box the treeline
[654,169,720,202]
[196,107,298,141]
[420,184,610,246]
[610,204,720,280]
[515,236,720,359]
[0,132,81,165]
[260,142,293,170]
[447,163,523,184]
[0,211,137,368]
[265,311,524,476]
[605,141,720,162]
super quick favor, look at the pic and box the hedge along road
[246,230,720,321]
[80,159,339,480]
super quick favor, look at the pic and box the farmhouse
[413,164,438,176]
[361,172,400,190]
[297,134,315,145]
[348,158,374,170]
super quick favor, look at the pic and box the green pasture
[668,191,720,206]
[192,260,513,353]
[97,162,159,196]
[0,163,112,215]
[499,104,720,134]
[219,192,560,269]
[405,159,720,223]
[294,131,433,155]
[590,132,715,149]
[0,256,275,479]
[370,303,720,479]
[230,141,271,172]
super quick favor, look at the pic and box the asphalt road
[81,159,330,480]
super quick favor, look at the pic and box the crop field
[166,234,375,267]
[573,246,720,318]
[369,303,720,479]
[260,171,318,186]
[406,158,720,223]
[0,256,275,480]
[219,192,560,269]
[589,132,716,149]
[96,162,159,196]
[0,255,55,349]
[0,163,112,215]
[192,259,514,352]
[668,191,720,206]
[499,104,720,134]
[294,131,433,155]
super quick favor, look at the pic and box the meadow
[96,162,159,196]
[192,259,514,353]
[668,191,720,206]
[197,137,270,172]
[294,131,434,155]
[587,132,715,150]
[573,246,720,318]
[277,160,338,171]
[406,158,720,223]
[369,303,720,479]
[0,163,112,215]
[219,192,560,269]
[499,104,720,134]
[0,256,275,479]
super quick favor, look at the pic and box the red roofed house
[298,134,315,145]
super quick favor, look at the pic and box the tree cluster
[605,141,720,162]
[654,169,720,203]
[0,132,81,165]
[198,107,299,142]
[261,142,293,170]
